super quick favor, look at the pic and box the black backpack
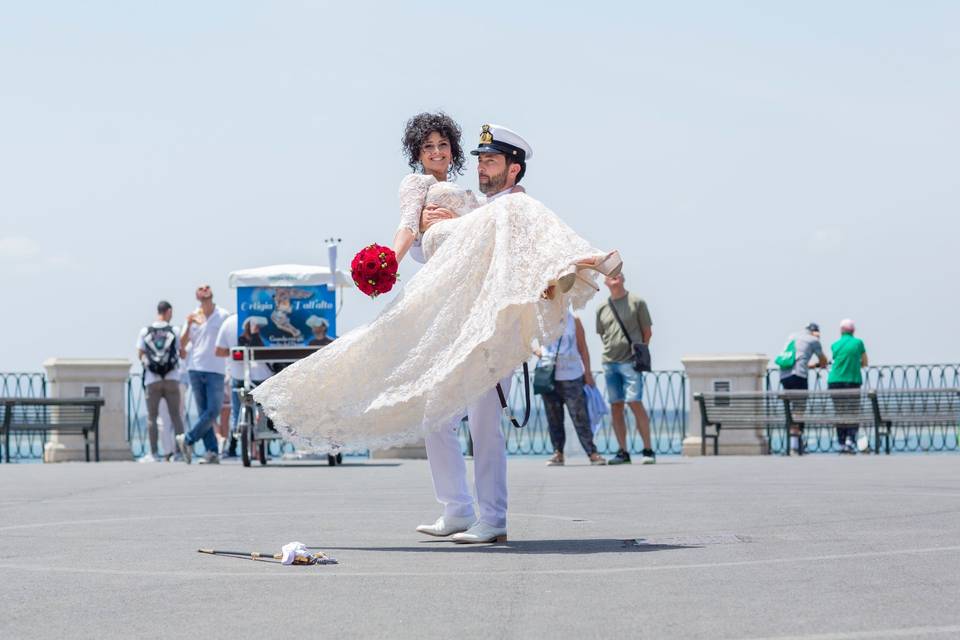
[143,325,179,379]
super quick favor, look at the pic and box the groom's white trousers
[424,374,512,529]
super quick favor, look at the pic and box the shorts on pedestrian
[602,361,644,404]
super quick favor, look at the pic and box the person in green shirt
[827,318,868,454]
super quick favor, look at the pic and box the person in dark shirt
[307,316,333,347]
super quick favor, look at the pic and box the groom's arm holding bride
[417,184,527,238]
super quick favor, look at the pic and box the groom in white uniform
[413,123,534,543]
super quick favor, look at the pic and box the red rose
[351,244,399,299]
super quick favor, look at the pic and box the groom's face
[477,153,511,195]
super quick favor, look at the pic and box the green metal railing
[5,363,958,461]
[766,364,960,452]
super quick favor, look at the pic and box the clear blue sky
[1,1,958,371]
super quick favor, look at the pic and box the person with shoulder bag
[535,309,607,466]
[595,272,655,465]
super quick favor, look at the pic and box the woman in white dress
[252,113,620,452]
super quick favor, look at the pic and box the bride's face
[419,131,452,176]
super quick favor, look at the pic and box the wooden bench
[693,391,788,456]
[781,389,874,455]
[1,398,104,463]
[868,388,960,455]
[695,389,960,455]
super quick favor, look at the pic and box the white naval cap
[243,316,269,329]
[470,123,533,161]
[305,315,329,329]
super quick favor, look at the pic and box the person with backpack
[776,322,828,452]
[136,300,185,462]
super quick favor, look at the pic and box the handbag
[607,297,651,372]
[533,334,565,395]
[774,340,797,370]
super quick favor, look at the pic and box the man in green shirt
[827,318,868,454]
[596,272,654,464]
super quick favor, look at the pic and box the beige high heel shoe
[576,250,622,278]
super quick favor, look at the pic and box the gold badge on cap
[479,124,493,145]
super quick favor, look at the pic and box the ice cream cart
[227,259,352,467]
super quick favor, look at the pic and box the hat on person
[470,124,533,161]
[840,318,856,333]
[243,316,268,330]
[306,315,329,329]
[805,322,820,333]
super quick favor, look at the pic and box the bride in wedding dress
[252,113,619,453]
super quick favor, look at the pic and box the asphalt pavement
[2,454,960,639]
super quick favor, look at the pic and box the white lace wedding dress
[252,174,605,453]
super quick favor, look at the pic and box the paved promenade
[2,455,960,639]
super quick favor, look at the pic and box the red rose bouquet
[351,244,399,298]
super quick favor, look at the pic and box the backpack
[143,325,179,379]
[774,339,796,370]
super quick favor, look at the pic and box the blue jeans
[185,370,224,454]
[602,362,644,403]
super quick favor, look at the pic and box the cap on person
[470,123,533,161]
[157,300,172,314]
[243,316,268,330]
[840,318,856,334]
[306,315,329,329]
[806,322,820,333]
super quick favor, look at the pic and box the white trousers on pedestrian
[424,374,512,529]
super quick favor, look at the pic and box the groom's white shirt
[408,186,515,264]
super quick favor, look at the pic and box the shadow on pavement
[315,539,697,555]
[245,462,403,468]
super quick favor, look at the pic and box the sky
[1,1,958,373]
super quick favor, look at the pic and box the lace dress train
[252,190,604,453]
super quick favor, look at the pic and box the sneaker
[199,452,220,465]
[608,449,631,465]
[546,453,564,466]
[138,453,159,463]
[175,434,192,464]
[589,453,607,466]
[641,449,656,464]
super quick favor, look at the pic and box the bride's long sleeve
[397,174,437,239]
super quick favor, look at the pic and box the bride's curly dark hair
[402,112,466,177]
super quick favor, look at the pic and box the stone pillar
[681,354,770,456]
[43,358,133,462]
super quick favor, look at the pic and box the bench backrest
[1,398,104,430]
[781,389,874,423]
[870,388,960,425]
[696,392,787,426]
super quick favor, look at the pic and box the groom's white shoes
[451,521,507,544]
[416,515,474,537]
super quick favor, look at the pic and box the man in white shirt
[175,284,230,464]
[215,314,273,458]
[136,300,184,462]
[414,124,532,544]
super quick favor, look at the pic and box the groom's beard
[479,168,507,195]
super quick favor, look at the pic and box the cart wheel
[258,440,267,466]
[240,408,252,468]
[327,454,337,466]
[336,452,343,465]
